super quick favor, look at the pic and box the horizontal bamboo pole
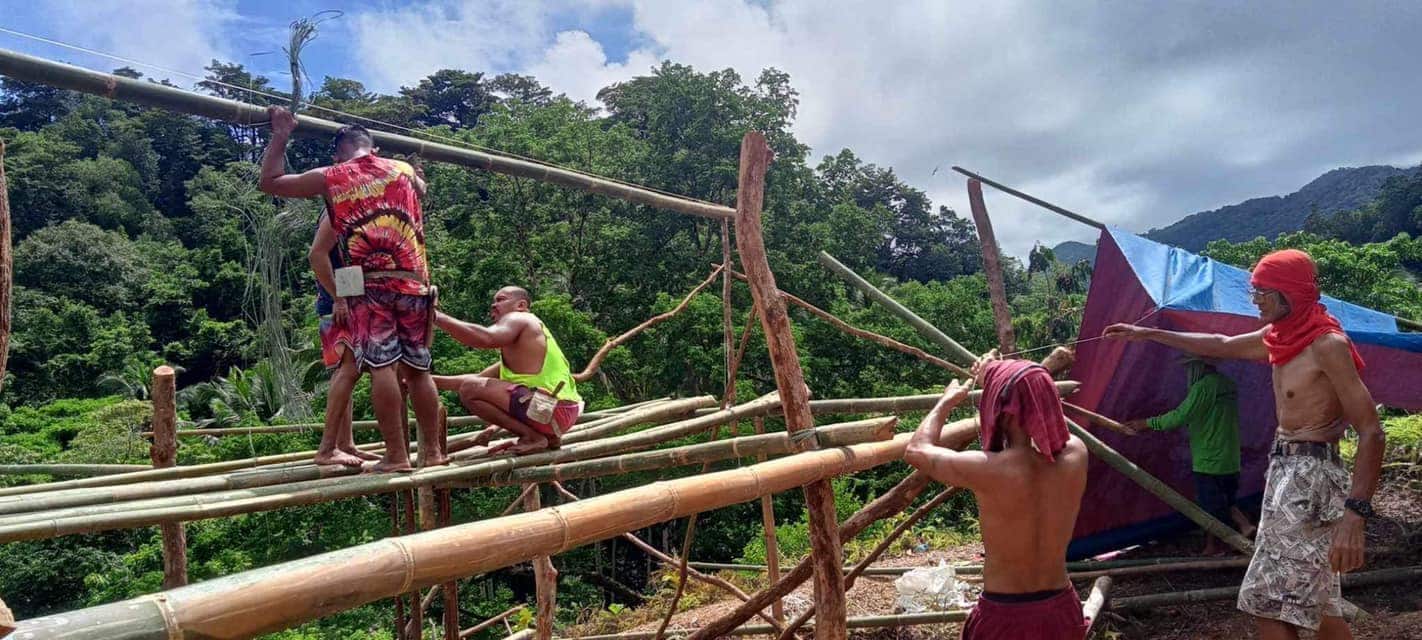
[0,48,734,221]
[0,398,713,518]
[1112,565,1422,611]
[0,395,784,542]
[0,464,151,477]
[10,434,908,639]
[566,610,974,640]
[460,606,525,639]
[689,554,1230,577]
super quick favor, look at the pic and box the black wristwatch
[1344,498,1375,519]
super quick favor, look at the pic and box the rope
[996,273,1187,360]
[0,26,730,210]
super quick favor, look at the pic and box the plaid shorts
[1237,445,1350,630]
[344,290,433,370]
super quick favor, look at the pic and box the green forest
[1,59,1420,638]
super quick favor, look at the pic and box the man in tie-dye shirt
[259,106,445,472]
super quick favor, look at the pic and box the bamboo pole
[1112,565,1422,611]
[950,167,1106,231]
[391,494,408,639]
[0,49,734,221]
[574,266,724,383]
[690,555,1233,577]
[966,178,1016,354]
[1062,402,1136,436]
[753,417,783,623]
[0,397,714,519]
[734,130,846,640]
[568,610,974,640]
[460,606,525,639]
[550,482,784,632]
[9,434,910,639]
[778,487,961,640]
[149,365,188,589]
[404,489,424,640]
[1081,577,1112,638]
[524,484,557,640]
[816,251,975,365]
[0,138,10,394]
[1065,419,1252,553]
[0,394,785,542]
[721,221,736,408]
[0,464,152,477]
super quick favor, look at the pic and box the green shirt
[1146,372,1241,475]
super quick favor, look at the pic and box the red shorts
[961,587,1086,640]
[318,315,351,369]
[507,385,582,438]
[345,290,433,370]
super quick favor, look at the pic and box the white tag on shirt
[333,265,365,297]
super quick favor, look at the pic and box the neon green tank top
[499,318,581,403]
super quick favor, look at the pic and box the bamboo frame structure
[966,178,1016,353]
[149,365,188,589]
[0,464,151,477]
[816,251,975,365]
[10,436,909,639]
[0,48,734,221]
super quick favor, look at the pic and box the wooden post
[753,417,784,623]
[391,493,409,640]
[403,490,423,640]
[524,484,557,640]
[816,251,975,365]
[0,139,10,394]
[733,131,846,640]
[148,365,187,589]
[440,488,459,640]
[966,178,1015,353]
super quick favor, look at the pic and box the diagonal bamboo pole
[733,131,846,640]
[0,48,734,221]
[10,435,910,639]
[460,606,525,639]
[816,251,975,365]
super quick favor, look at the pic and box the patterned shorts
[318,315,351,370]
[344,290,433,371]
[1236,447,1351,630]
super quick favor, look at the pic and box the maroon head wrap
[976,359,1070,461]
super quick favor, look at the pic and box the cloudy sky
[4,0,1422,255]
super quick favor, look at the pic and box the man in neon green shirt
[433,286,583,455]
[1125,359,1256,555]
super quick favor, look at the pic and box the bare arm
[1316,335,1382,573]
[1103,324,1269,361]
[904,381,998,489]
[435,312,524,350]
[258,106,327,198]
[309,215,339,297]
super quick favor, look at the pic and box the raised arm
[1103,324,1269,361]
[258,106,326,198]
[435,312,524,350]
[903,380,998,490]
[1316,334,1383,573]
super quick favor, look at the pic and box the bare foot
[420,454,451,468]
[365,458,414,474]
[492,435,551,456]
[314,450,366,467]
[470,427,499,447]
[342,446,382,461]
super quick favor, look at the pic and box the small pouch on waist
[525,381,566,425]
[333,265,365,297]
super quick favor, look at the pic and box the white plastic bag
[893,561,973,612]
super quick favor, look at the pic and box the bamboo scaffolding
[0,138,10,395]
[575,267,725,383]
[816,251,975,365]
[149,365,188,589]
[1112,565,1422,611]
[10,434,909,639]
[551,482,785,632]
[567,610,974,640]
[460,606,525,639]
[0,397,714,519]
[0,464,152,477]
[0,49,734,221]
[0,395,785,542]
[966,178,1016,354]
[734,131,846,640]
[1081,577,1112,638]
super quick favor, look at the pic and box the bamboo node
[389,538,417,595]
[138,593,183,640]
[548,506,573,552]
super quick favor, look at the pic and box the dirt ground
[604,467,1422,639]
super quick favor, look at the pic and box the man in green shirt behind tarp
[1125,358,1257,555]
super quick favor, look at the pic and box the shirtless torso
[1271,340,1347,442]
[974,434,1089,593]
[497,311,547,376]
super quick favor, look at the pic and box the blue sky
[3,1,1422,256]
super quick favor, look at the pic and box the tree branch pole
[816,251,975,365]
[966,178,1016,354]
[0,48,735,221]
[733,130,847,640]
[524,484,557,640]
[950,167,1106,231]
[753,417,784,623]
[0,138,11,394]
[460,606,525,639]
[777,487,962,640]
[574,265,725,383]
[550,482,784,631]
[722,220,736,408]
[149,366,188,589]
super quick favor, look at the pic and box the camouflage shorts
[1236,448,1351,630]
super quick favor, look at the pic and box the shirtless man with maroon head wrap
[905,357,1090,640]
[1105,249,1384,640]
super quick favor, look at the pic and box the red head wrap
[976,359,1070,461]
[1249,249,1364,370]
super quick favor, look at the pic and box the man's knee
[458,376,501,402]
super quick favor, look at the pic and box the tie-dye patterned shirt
[324,154,429,296]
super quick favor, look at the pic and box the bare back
[1271,340,1347,442]
[975,436,1089,593]
[499,312,548,375]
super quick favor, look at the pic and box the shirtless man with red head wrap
[1105,249,1384,640]
[905,358,1090,640]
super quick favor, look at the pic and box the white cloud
[526,30,660,104]
[38,0,239,84]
